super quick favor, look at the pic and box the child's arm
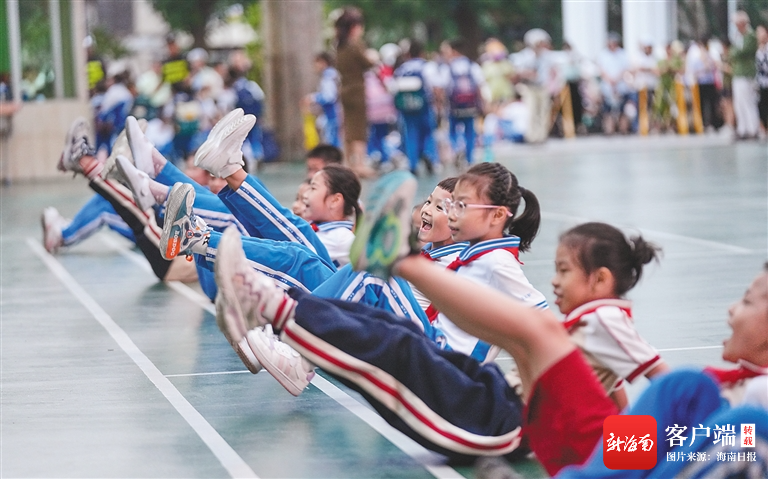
[395,255,574,399]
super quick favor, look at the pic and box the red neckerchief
[704,360,768,387]
[425,246,519,323]
[310,223,319,232]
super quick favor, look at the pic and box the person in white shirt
[598,32,632,134]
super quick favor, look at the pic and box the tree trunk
[453,1,481,60]
[262,0,323,162]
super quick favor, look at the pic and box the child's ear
[330,192,344,209]
[592,267,615,294]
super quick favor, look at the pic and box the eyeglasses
[441,198,513,218]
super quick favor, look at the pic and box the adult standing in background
[334,7,376,178]
[755,25,768,132]
[730,11,760,140]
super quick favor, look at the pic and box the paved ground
[1,135,766,478]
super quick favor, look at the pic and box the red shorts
[523,348,618,476]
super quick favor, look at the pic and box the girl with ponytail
[553,222,670,409]
[422,162,548,363]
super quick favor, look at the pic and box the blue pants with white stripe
[155,162,248,235]
[558,370,768,478]
[449,116,476,164]
[196,230,335,293]
[400,111,436,172]
[217,175,332,264]
[62,194,134,246]
[279,288,526,461]
[312,264,432,330]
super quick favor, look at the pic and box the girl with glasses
[422,162,548,362]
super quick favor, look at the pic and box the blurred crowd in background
[42,7,768,174]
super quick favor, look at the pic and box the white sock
[151,148,168,178]
[148,180,170,205]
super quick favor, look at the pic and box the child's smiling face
[722,270,768,366]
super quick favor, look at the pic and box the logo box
[603,415,658,470]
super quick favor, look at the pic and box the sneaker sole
[160,183,194,260]
[349,171,417,277]
[246,331,309,397]
[209,108,244,140]
[194,115,255,175]
[125,117,154,175]
[214,290,260,373]
[213,228,253,347]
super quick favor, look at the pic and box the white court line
[541,211,756,255]
[310,374,465,479]
[26,238,258,479]
[657,345,723,352]
[98,233,463,479]
[166,370,252,378]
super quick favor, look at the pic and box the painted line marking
[166,370,252,378]
[657,345,723,352]
[541,211,756,255]
[310,374,466,479]
[27,238,258,479]
[99,233,463,478]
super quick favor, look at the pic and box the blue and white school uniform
[443,56,485,164]
[154,161,249,235]
[313,67,341,147]
[312,264,428,326]
[195,230,335,293]
[313,220,355,267]
[217,174,332,264]
[393,58,439,172]
[410,242,468,310]
[61,194,134,247]
[426,237,548,362]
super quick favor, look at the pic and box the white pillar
[70,0,88,102]
[622,0,677,63]
[727,0,738,43]
[49,0,65,99]
[562,0,607,61]
[6,0,22,103]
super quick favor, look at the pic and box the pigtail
[460,163,541,252]
[560,223,664,296]
[510,186,541,252]
[322,164,362,221]
[627,235,662,290]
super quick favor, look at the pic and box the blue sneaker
[349,170,418,278]
[160,182,210,260]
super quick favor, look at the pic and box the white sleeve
[741,376,768,408]
[582,307,662,383]
[485,252,548,309]
[422,62,440,91]
[317,229,354,266]
[470,62,486,86]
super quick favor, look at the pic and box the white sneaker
[214,294,263,374]
[41,207,68,253]
[194,113,256,178]
[125,116,155,176]
[102,118,147,181]
[159,183,210,260]
[210,108,244,140]
[214,226,294,333]
[57,117,93,174]
[246,325,315,396]
[115,155,156,211]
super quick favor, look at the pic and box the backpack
[393,64,429,114]
[449,64,480,118]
